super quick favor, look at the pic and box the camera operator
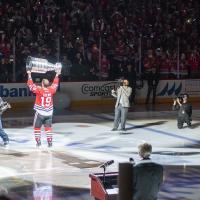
[111,79,132,131]
[172,93,192,129]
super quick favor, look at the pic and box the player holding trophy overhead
[26,57,62,147]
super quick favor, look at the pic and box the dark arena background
[0,0,200,199]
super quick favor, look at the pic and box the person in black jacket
[145,67,160,104]
[124,63,137,105]
[132,143,163,200]
[172,93,192,129]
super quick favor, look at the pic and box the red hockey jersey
[27,77,59,116]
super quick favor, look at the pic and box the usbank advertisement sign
[0,83,35,102]
[0,85,33,97]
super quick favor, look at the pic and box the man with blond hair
[27,71,60,147]
[132,143,163,200]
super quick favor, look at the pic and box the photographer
[172,94,192,129]
[111,79,132,131]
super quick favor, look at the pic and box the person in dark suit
[124,63,137,105]
[132,143,163,200]
[143,52,161,105]
[145,67,160,105]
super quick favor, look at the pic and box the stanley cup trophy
[26,56,62,74]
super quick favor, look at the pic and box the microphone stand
[102,166,106,187]
[100,160,114,187]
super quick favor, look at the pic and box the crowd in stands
[0,0,200,82]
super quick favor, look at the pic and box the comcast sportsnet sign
[81,82,118,97]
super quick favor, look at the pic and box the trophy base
[30,70,47,74]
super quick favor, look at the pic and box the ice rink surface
[1,106,200,199]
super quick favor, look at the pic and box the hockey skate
[3,140,9,148]
[48,142,52,148]
[36,140,41,147]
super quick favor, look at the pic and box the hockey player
[27,71,60,147]
[0,97,11,146]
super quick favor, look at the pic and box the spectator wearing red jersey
[179,53,189,78]
[143,51,156,73]
[168,52,178,79]
[100,54,110,80]
[187,52,200,78]
[159,54,170,79]
[114,40,125,62]
[0,43,11,59]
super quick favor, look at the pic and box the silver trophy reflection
[26,56,62,74]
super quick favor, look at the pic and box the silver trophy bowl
[26,56,62,74]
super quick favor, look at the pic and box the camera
[173,95,183,102]
[118,79,124,86]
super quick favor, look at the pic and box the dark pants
[0,116,9,142]
[129,85,136,105]
[33,112,53,144]
[145,71,159,104]
[177,115,191,129]
[146,85,157,104]
[34,112,52,128]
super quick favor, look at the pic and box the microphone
[129,157,135,164]
[99,160,114,168]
